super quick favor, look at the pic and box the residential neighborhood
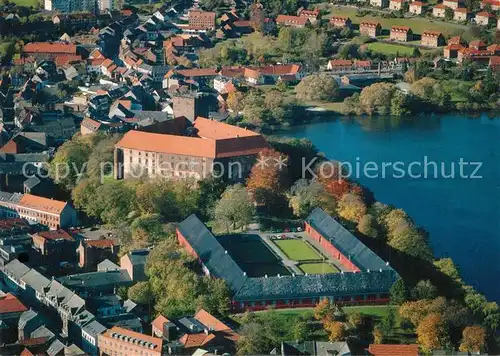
[0,0,498,354]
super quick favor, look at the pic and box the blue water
[279,114,500,302]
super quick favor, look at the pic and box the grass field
[217,234,291,277]
[366,42,416,56]
[325,5,464,35]
[12,0,39,6]
[299,262,338,274]
[274,239,322,261]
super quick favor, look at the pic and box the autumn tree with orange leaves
[459,326,486,353]
[417,313,450,352]
[325,321,347,341]
[247,148,289,208]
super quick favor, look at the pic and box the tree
[389,227,433,260]
[412,280,438,300]
[227,91,245,112]
[357,214,378,238]
[214,184,255,232]
[373,326,385,344]
[445,7,454,20]
[50,135,93,191]
[288,179,337,218]
[325,321,347,341]
[337,192,367,223]
[358,83,396,115]
[197,177,227,220]
[314,298,333,321]
[390,278,409,305]
[459,326,486,353]
[417,313,450,352]
[337,43,359,59]
[296,74,340,102]
[237,322,274,354]
[434,258,461,283]
[390,91,414,116]
[128,282,154,305]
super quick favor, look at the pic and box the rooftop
[18,194,68,215]
[23,42,77,55]
[0,293,28,314]
[103,326,163,350]
[368,344,419,356]
[116,117,267,159]
[34,229,74,242]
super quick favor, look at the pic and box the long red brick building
[176,209,399,311]
[114,117,268,181]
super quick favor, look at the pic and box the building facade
[390,26,413,41]
[454,8,472,21]
[329,16,352,28]
[114,117,268,181]
[409,1,425,14]
[98,326,163,356]
[360,22,382,38]
[421,31,445,47]
[389,0,405,11]
[433,4,447,17]
[188,9,216,29]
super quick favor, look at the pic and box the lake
[279,113,500,302]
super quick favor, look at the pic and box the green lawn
[366,42,416,56]
[11,0,39,6]
[324,5,464,35]
[299,262,338,275]
[274,239,322,261]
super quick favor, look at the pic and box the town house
[474,11,495,25]
[370,0,389,7]
[433,4,447,17]
[297,8,320,24]
[454,7,473,21]
[389,0,405,11]
[421,31,445,47]
[409,1,425,14]
[276,15,310,28]
[390,26,413,42]
[443,0,462,9]
[330,16,352,28]
[360,22,382,38]
[188,9,216,30]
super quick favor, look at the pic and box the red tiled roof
[276,14,309,26]
[82,117,101,131]
[470,40,486,47]
[368,344,419,356]
[0,218,29,230]
[244,67,261,79]
[89,58,106,66]
[194,309,231,331]
[55,55,82,66]
[20,349,34,356]
[448,36,462,44]
[23,42,76,55]
[360,21,381,28]
[410,1,425,6]
[19,194,68,215]
[152,315,170,332]
[179,332,215,348]
[328,59,353,66]
[330,16,350,22]
[255,64,302,76]
[422,31,443,37]
[0,293,28,314]
[86,239,115,248]
[392,26,411,32]
[298,8,320,17]
[476,11,494,16]
[434,3,447,8]
[116,117,267,159]
[488,44,500,52]
[445,43,465,50]
[177,68,219,77]
[490,56,500,65]
[454,7,470,12]
[35,229,74,241]
[481,0,500,5]
[355,60,372,67]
